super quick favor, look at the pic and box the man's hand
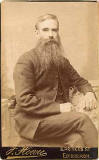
[60,102,73,113]
[77,92,97,111]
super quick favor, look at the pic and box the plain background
[1,1,99,98]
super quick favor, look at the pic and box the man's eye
[42,28,49,31]
[52,29,58,32]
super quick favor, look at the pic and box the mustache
[45,41,59,49]
[36,36,60,48]
[43,38,59,45]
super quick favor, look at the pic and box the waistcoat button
[56,75,58,78]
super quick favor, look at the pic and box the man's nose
[48,31,54,39]
[49,36,54,39]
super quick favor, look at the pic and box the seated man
[13,14,98,147]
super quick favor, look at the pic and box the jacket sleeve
[65,58,94,94]
[13,54,60,117]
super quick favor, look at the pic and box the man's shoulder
[17,48,37,64]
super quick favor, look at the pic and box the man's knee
[64,133,84,147]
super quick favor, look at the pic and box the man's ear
[35,29,40,39]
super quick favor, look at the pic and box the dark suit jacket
[13,48,93,141]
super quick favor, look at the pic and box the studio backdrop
[2,1,99,98]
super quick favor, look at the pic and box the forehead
[38,19,58,29]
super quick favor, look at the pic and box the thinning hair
[35,14,59,30]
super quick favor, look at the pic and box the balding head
[35,14,59,30]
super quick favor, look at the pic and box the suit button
[56,75,58,79]
[59,92,63,95]
[53,87,57,91]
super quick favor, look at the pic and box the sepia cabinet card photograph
[1,0,99,159]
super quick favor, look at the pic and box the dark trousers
[19,112,98,147]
